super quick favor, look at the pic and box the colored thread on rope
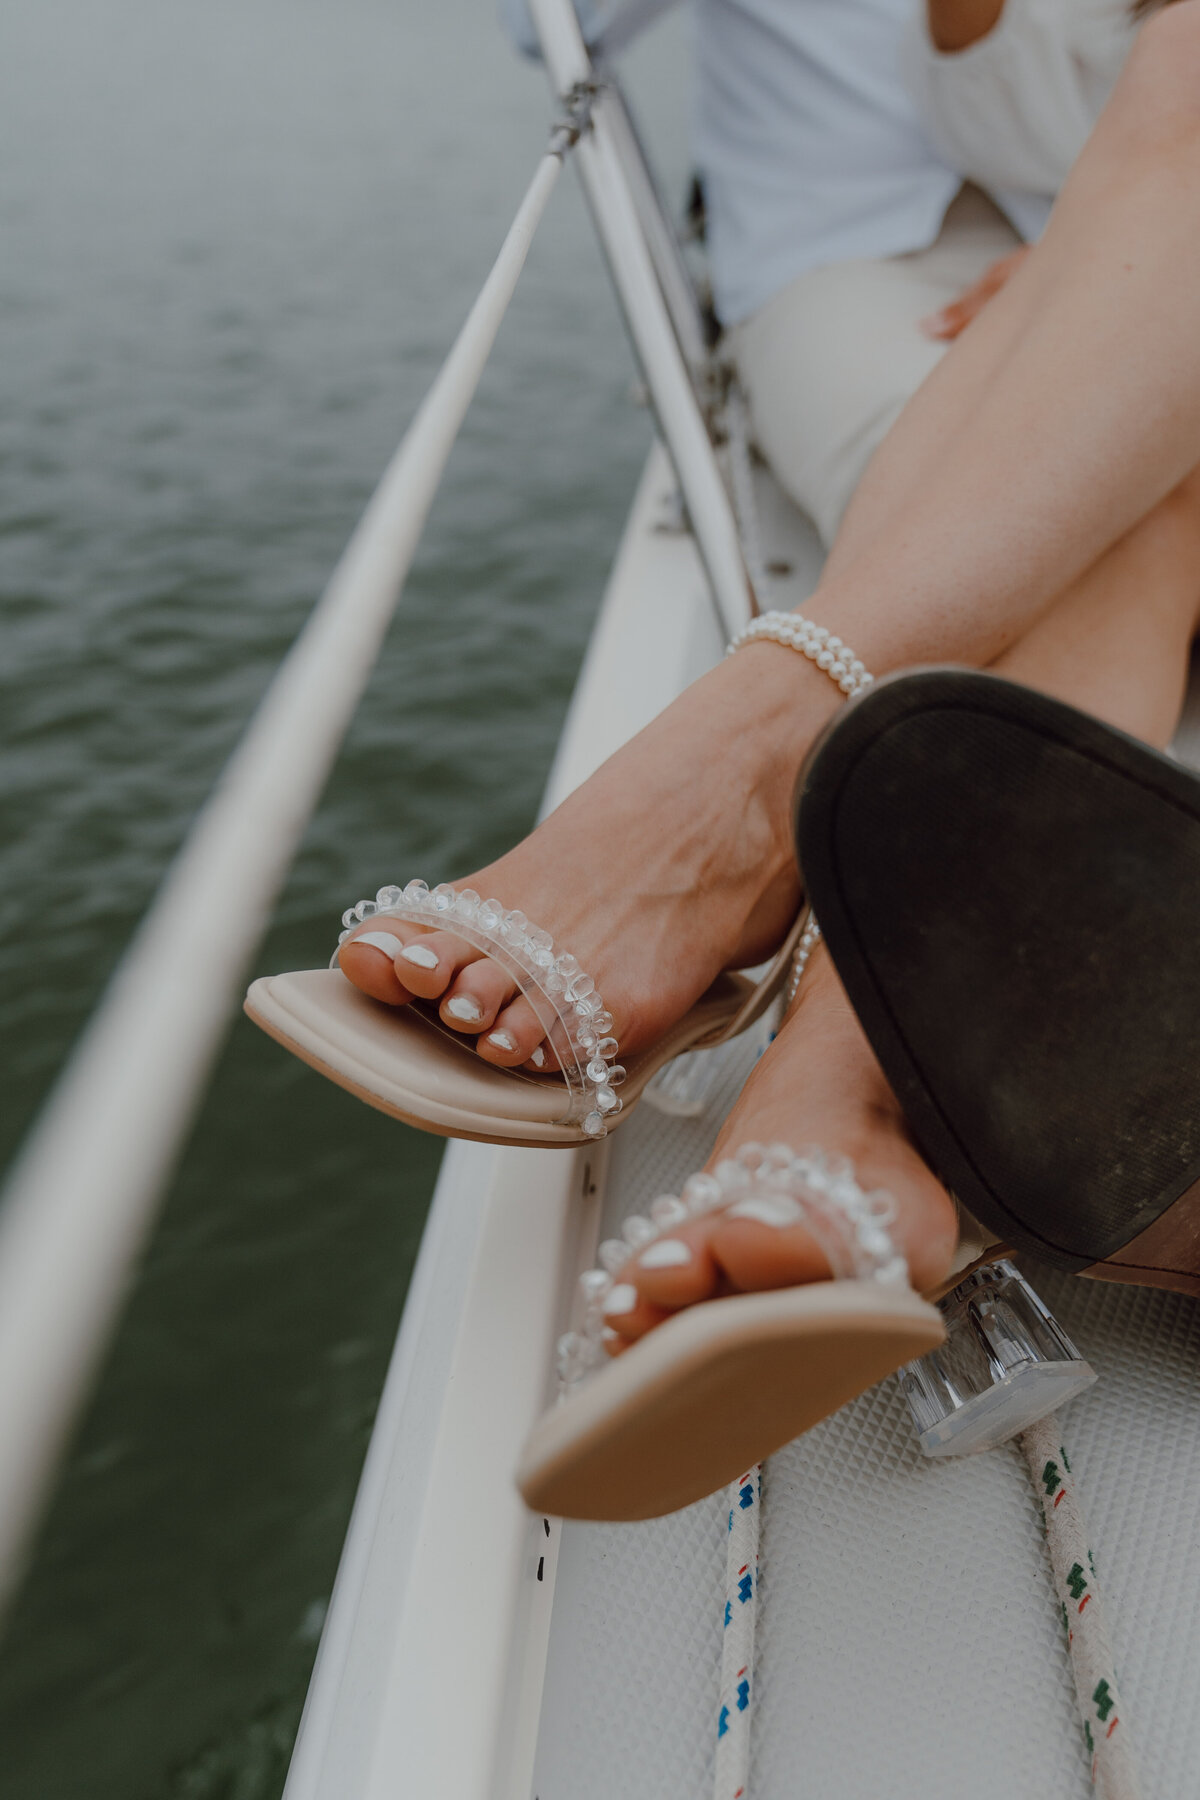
[1019,1414,1142,1799]
[714,1464,761,1800]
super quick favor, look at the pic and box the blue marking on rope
[738,1574,753,1605]
[724,1601,732,1627]
[736,1679,750,1713]
[728,1510,734,1532]
[718,1705,730,1739]
[738,1483,754,1510]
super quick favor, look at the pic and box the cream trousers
[731,184,1021,549]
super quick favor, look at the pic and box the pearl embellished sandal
[244,882,809,1147]
[246,609,874,1147]
[515,1143,947,1519]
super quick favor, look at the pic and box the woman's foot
[601,949,959,1346]
[337,645,843,1070]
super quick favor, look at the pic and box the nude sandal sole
[246,901,809,1149]
[516,1281,945,1520]
[246,966,769,1148]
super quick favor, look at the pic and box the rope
[1019,1415,1142,1798]
[712,1421,1140,1800]
[714,1464,762,1800]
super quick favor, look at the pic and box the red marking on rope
[1053,1489,1066,1508]
[1068,1630,1074,1644]
[737,1666,747,1679]
[1078,1594,1092,1614]
[738,1565,749,1577]
[1107,1718,1119,1739]
[734,1789,744,1798]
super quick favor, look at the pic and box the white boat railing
[527,0,752,637]
[0,110,581,1615]
[0,0,751,1622]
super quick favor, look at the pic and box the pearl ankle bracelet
[727,609,873,697]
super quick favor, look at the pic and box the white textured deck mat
[531,1023,1200,1800]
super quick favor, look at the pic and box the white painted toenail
[400,942,439,969]
[601,1327,621,1349]
[487,1029,517,1051]
[353,931,407,958]
[529,1045,546,1069]
[603,1283,638,1316]
[445,994,484,1023]
[725,1196,804,1228]
[638,1238,693,1269]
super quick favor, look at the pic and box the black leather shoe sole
[794,668,1200,1271]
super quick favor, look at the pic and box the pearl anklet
[727,609,873,697]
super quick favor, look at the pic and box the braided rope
[715,1465,762,1800]
[1019,1415,1142,1798]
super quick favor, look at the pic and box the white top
[905,0,1135,244]
[692,0,957,323]
[499,0,1135,325]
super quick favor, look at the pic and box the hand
[919,246,1032,340]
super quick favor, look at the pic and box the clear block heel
[900,1259,1096,1458]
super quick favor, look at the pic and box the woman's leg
[341,2,1200,1076]
[823,0,1200,613]
[608,479,1200,1335]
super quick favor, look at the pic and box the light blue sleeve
[495,0,607,60]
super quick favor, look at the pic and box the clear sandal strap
[557,1143,908,1387]
[335,880,624,1137]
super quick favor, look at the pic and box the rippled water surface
[0,2,685,1791]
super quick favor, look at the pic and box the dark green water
[0,2,684,1791]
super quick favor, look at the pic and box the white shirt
[499,0,1133,326]
[693,0,959,322]
[906,0,1134,243]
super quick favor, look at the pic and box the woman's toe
[600,1281,672,1348]
[390,928,483,999]
[623,1222,723,1310]
[476,994,556,1069]
[707,1212,833,1293]
[337,929,417,1005]
[438,959,512,1035]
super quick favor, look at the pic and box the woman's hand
[919,245,1031,340]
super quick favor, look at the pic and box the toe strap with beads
[557,1142,909,1386]
[336,881,624,1137]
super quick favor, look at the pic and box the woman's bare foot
[337,645,843,1069]
[601,949,959,1345]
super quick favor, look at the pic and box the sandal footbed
[516,1281,944,1520]
[795,668,1200,1270]
[244,967,757,1149]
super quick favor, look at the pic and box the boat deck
[533,458,1200,1798]
[284,444,1200,1800]
[536,1016,1200,1797]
